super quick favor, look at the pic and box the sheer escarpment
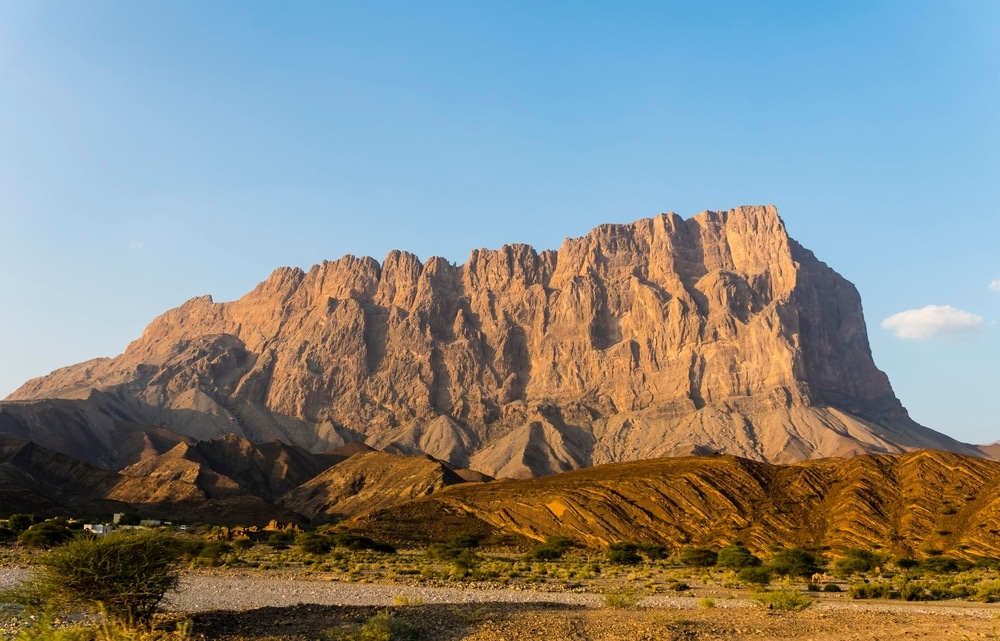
[3,206,974,476]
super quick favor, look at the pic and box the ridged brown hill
[0,436,302,525]
[349,450,1000,559]
[3,205,975,477]
[280,450,478,521]
[0,435,484,525]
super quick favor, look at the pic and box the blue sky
[1,1,997,443]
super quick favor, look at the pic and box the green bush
[606,542,642,565]
[232,537,254,551]
[895,557,919,570]
[716,545,761,570]
[427,534,479,568]
[738,566,772,586]
[344,611,417,641]
[18,521,74,549]
[899,581,927,601]
[847,582,893,599]
[526,536,576,560]
[752,590,813,611]
[679,546,718,567]
[196,541,232,566]
[603,588,639,608]
[440,533,480,549]
[971,580,1000,602]
[266,532,292,550]
[333,532,396,553]
[5,529,182,623]
[822,583,841,592]
[8,513,34,533]
[834,548,886,576]
[919,556,959,573]
[767,548,823,578]
[296,532,332,555]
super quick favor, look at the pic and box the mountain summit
[2,205,974,476]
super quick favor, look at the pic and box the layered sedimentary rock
[280,450,472,520]
[3,206,975,476]
[349,450,1000,559]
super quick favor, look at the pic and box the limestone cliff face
[4,206,974,476]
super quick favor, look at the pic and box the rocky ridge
[2,205,976,477]
[0,435,482,525]
[350,449,1000,559]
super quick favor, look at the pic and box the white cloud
[881,305,984,339]
[991,280,1000,292]
[129,242,144,251]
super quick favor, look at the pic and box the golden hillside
[349,449,1000,558]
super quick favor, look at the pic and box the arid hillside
[348,449,1000,559]
[0,435,481,525]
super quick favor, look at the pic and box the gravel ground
[163,575,603,611]
[6,568,1000,640]
[4,567,1000,617]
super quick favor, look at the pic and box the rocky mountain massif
[1,205,977,479]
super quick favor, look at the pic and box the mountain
[347,449,1000,559]
[0,436,303,525]
[118,433,346,502]
[0,435,483,525]
[2,205,975,477]
[280,450,475,521]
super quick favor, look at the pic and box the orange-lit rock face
[3,206,974,476]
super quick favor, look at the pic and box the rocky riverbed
[4,568,1000,640]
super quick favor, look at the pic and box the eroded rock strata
[2,206,974,476]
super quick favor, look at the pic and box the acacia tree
[31,529,182,623]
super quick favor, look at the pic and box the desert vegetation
[6,517,1000,639]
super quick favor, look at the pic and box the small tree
[834,548,887,576]
[7,513,34,533]
[526,536,576,561]
[768,548,823,578]
[296,532,332,555]
[21,529,182,623]
[738,566,772,586]
[606,542,642,565]
[18,520,73,549]
[680,546,718,567]
[717,545,761,570]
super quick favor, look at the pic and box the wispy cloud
[129,242,144,251]
[881,305,983,339]
[991,280,1000,293]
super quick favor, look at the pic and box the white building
[83,524,114,536]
